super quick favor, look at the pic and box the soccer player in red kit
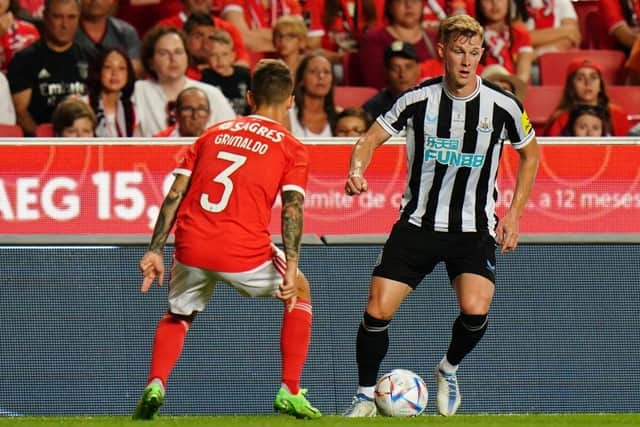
[133,59,321,420]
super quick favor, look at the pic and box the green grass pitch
[0,414,639,427]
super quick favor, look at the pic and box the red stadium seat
[333,86,378,108]
[607,86,640,126]
[524,86,564,134]
[35,123,54,137]
[0,124,24,137]
[538,50,627,85]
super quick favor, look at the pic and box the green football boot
[132,381,165,420]
[273,386,322,419]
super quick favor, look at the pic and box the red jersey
[545,103,631,136]
[156,13,251,64]
[116,0,183,38]
[482,23,532,74]
[173,115,309,272]
[601,0,640,33]
[0,19,40,73]
[221,0,302,29]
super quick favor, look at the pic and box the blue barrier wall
[0,244,638,416]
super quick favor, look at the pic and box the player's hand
[276,269,298,312]
[139,251,165,293]
[345,172,368,196]
[495,210,520,254]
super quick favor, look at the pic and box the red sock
[147,312,191,388]
[280,298,312,395]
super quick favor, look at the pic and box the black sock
[446,313,488,366]
[356,312,390,387]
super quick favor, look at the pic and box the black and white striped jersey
[377,75,535,236]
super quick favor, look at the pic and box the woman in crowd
[133,26,235,137]
[476,0,534,84]
[545,58,630,136]
[87,48,137,137]
[288,52,341,138]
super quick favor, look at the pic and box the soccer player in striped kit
[343,14,539,417]
[134,59,321,420]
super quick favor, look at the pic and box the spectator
[600,0,639,51]
[157,3,250,69]
[560,104,610,137]
[200,29,250,115]
[512,0,581,58]
[115,0,182,39]
[133,26,235,137]
[357,0,438,89]
[87,47,137,137]
[272,15,307,77]
[476,0,534,84]
[334,107,373,136]
[8,0,89,136]
[545,58,630,136]
[51,97,96,137]
[220,0,318,53]
[0,71,15,123]
[154,86,210,137]
[481,63,527,102]
[75,0,144,78]
[0,0,40,73]
[363,40,420,120]
[288,51,340,138]
[19,0,44,19]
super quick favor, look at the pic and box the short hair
[210,28,234,47]
[438,14,484,46]
[44,0,80,13]
[51,98,97,136]
[250,59,293,107]
[273,15,307,38]
[176,87,210,110]
[333,107,373,134]
[141,26,188,80]
[183,12,215,34]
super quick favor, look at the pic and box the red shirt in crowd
[221,0,303,29]
[116,0,183,38]
[545,103,631,136]
[173,115,309,272]
[482,23,533,75]
[0,19,40,73]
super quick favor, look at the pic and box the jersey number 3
[200,151,247,213]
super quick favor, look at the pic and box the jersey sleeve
[377,88,423,134]
[600,0,625,33]
[505,100,535,149]
[281,136,309,196]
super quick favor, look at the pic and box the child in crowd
[200,29,251,116]
[560,104,610,137]
[51,98,96,137]
[334,107,373,137]
[272,15,307,77]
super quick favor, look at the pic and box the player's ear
[246,90,256,111]
[436,42,445,60]
[286,95,294,110]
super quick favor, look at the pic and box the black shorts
[372,219,497,289]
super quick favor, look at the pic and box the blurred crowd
[0,0,638,138]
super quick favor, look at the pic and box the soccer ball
[374,369,428,417]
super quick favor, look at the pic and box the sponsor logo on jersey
[424,136,485,168]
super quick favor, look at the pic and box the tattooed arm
[139,174,191,293]
[276,190,305,310]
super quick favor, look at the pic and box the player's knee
[458,313,488,332]
[361,311,390,334]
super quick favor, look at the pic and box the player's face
[573,113,603,137]
[387,56,420,95]
[101,51,128,93]
[439,34,483,96]
[187,24,216,64]
[302,56,332,98]
[152,33,188,82]
[480,0,509,23]
[335,116,367,137]
[209,42,235,76]
[177,91,210,137]
[44,0,81,48]
[572,68,601,105]
[185,0,211,14]
[61,117,95,137]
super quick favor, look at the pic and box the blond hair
[210,28,234,48]
[438,14,484,46]
[273,15,308,39]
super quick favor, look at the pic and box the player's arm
[345,121,392,195]
[496,137,539,253]
[139,174,191,292]
[278,189,305,310]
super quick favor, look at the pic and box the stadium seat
[35,123,54,137]
[524,85,563,134]
[334,86,378,108]
[538,50,627,85]
[607,86,640,126]
[0,124,24,137]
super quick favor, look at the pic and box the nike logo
[486,260,496,272]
